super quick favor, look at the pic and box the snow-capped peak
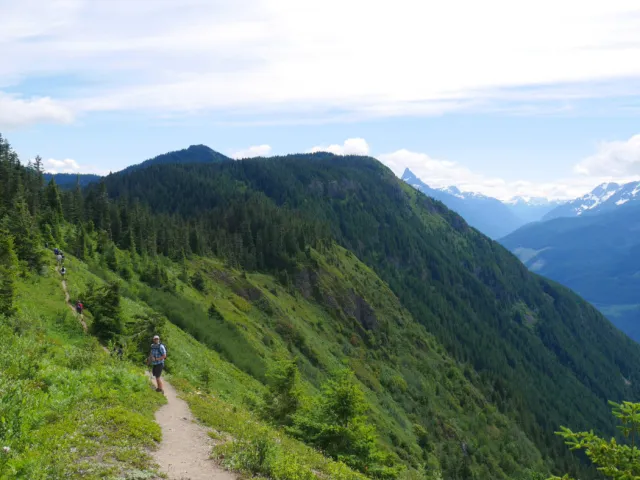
[506,196,559,206]
[543,179,640,220]
[437,185,465,199]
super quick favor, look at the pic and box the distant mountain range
[544,180,640,220]
[505,196,565,224]
[501,202,640,341]
[401,168,562,238]
[43,173,101,189]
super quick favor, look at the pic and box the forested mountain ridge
[43,173,101,188]
[3,132,640,478]
[501,203,640,341]
[95,150,640,477]
[1,133,548,479]
[120,144,231,174]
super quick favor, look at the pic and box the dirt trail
[151,377,235,480]
[55,260,233,479]
[58,268,88,332]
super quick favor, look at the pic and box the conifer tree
[0,225,18,317]
[9,193,43,270]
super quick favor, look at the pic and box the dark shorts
[152,363,164,378]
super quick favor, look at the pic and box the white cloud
[574,134,640,176]
[378,139,640,201]
[43,157,107,175]
[4,1,640,122]
[0,93,73,129]
[310,138,370,156]
[231,144,272,159]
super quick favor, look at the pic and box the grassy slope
[67,236,545,478]
[43,247,377,480]
[2,261,164,479]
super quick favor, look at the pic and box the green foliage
[181,383,369,480]
[191,270,207,292]
[261,355,301,426]
[0,288,164,479]
[552,401,640,480]
[292,370,400,478]
[3,132,637,479]
[84,281,124,341]
[0,227,18,317]
[140,261,175,291]
[7,195,43,271]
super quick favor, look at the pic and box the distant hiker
[56,254,63,265]
[60,267,66,277]
[53,247,59,255]
[76,301,83,315]
[148,335,167,394]
[112,344,124,359]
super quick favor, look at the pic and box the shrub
[261,356,301,426]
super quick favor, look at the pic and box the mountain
[401,168,524,238]
[5,132,640,478]
[119,144,232,174]
[543,180,640,220]
[505,196,565,224]
[501,203,640,340]
[43,172,101,188]
[2,137,549,479]
[94,151,640,478]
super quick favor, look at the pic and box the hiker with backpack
[148,335,167,394]
[60,266,66,277]
[76,301,83,315]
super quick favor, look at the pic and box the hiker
[56,253,63,265]
[76,301,83,315]
[53,247,59,255]
[60,267,66,277]
[148,335,167,394]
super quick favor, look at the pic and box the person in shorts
[148,335,167,394]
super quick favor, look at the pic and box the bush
[290,370,401,478]
[261,356,301,426]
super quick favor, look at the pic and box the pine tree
[9,193,43,270]
[70,175,84,223]
[0,225,18,317]
[45,178,64,220]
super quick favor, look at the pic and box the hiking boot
[156,388,164,394]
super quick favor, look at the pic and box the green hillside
[3,132,640,478]
[97,152,640,477]
[500,204,640,340]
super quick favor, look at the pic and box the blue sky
[3,0,640,200]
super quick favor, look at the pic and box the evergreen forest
[2,133,639,479]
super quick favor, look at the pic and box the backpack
[151,343,167,360]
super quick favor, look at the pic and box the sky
[3,0,640,200]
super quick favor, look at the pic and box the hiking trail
[55,260,233,479]
[59,268,88,332]
[151,377,235,480]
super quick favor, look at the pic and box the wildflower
[2,446,10,453]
